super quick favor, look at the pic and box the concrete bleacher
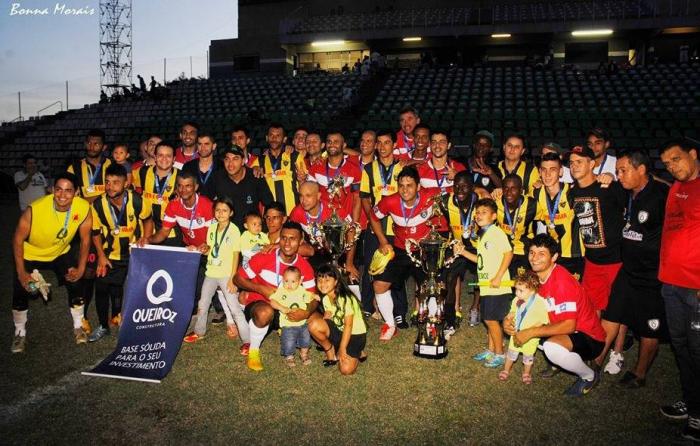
[1,63,698,178]
[358,63,700,170]
[0,72,361,176]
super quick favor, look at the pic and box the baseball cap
[220,144,245,158]
[566,145,596,160]
[474,130,495,145]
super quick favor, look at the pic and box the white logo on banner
[146,270,174,305]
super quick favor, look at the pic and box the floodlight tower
[99,0,132,96]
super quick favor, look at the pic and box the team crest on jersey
[165,186,172,192]
[246,195,253,204]
[648,318,660,331]
[638,211,649,223]
[420,210,429,218]
[517,266,526,276]
[283,160,289,167]
[481,177,489,186]
[129,215,135,222]
[572,272,581,281]
[196,217,204,225]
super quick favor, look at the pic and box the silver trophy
[310,174,361,270]
[406,195,456,359]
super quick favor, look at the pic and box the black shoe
[211,313,226,325]
[623,332,635,352]
[322,358,338,367]
[660,401,689,420]
[395,316,409,330]
[683,417,700,442]
[619,371,646,388]
[540,366,561,379]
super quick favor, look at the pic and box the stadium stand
[1,62,698,181]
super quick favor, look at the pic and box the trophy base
[413,342,448,359]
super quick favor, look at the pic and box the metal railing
[36,101,63,117]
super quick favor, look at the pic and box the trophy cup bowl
[310,211,361,266]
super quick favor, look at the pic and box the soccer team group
[11,106,700,438]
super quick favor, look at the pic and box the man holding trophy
[368,167,442,342]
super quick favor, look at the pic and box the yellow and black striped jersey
[496,196,538,255]
[136,165,178,238]
[532,182,585,259]
[92,190,152,261]
[257,150,305,215]
[360,159,404,237]
[444,192,478,251]
[497,160,540,195]
[67,157,112,200]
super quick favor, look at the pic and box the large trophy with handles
[406,194,456,359]
[309,175,361,273]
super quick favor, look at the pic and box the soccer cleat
[211,313,226,325]
[483,354,506,368]
[247,349,263,371]
[81,318,92,335]
[472,349,494,362]
[564,372,599,397]
[468,309,480,327]
[683,417,700,442]
[88,326,110,343]
[11,335,26,353]
[443,326,456,340]
[379,323,397,341]
[395,316,409,330]
[110,313,122,327]
[183,332,204,343]
[660,401,689,420]
[240,343,250,356]
[74,328,88,345]
[603,351,624,375]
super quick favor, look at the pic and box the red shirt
[373,188,441,250]
[417,159,466,194]
[659,177,700,288]
[538,264,606,342]
[397,152,431,163]
[307,156,361,220]
[174,147,198,170]
[393,130,414,156]
[239,248,316,305]
[288,202,335,241]
[162,194,213,246]
[245,152,258,168]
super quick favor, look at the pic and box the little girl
[498,270,549,384]
[308,263,368,375]
[184,197,250,355]
[239,211,269,269]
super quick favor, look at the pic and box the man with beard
[257,123,306,215]
[585,128,617,179]
[11,173,92,353]
[183,132,219,200]
[657,139,700,441]
[132,134,161,174]
[174,121,199,170]
[230,125,259,167]
[394,106,420,157]
[417,129,465,195]
[288,181,334,269]
[88,164,152,342]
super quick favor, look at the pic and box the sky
[0,0,238,121]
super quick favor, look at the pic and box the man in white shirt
[14,154,49,211]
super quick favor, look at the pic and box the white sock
[543,341,594,381]
[13,310,28,336]
[70,305,84,329]
[248,320,268,350]
[375,291,394,327]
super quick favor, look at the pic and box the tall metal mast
[99,0,132,96]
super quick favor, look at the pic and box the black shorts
[605,270,668,339]
[69,238,97,279]
[327,319,366,359]
[12,252,82,310]
[508,254,530,279]
[373,248,426,287]
[558,257,584,282]
[569,332,604,361]
[244,301,280,332]
[96,261,129,286]
[479,293,512,321]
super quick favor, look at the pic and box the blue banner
[83,245,200,383]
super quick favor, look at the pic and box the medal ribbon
[546,186,563,227]
[54,202,72,239]
[109,194,128,233]
[211,222,230,258]
[400,193,420,226]
[516,293,537,331]
[87,160,103,189]
[502,197,523,235]
[186,194,200,235]
[155,170,173,201]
